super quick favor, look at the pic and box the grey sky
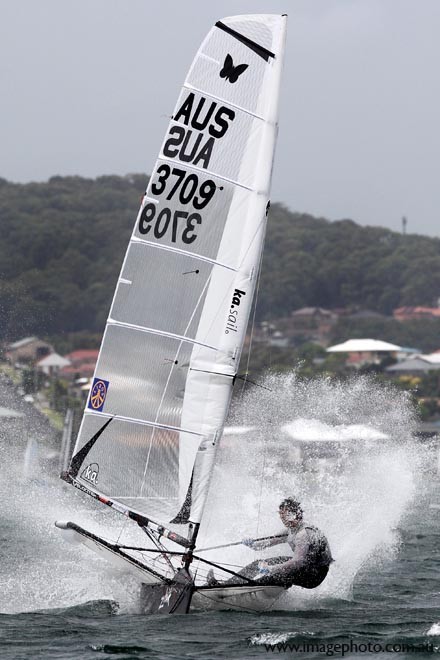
[1,0,439,237]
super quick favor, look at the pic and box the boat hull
[140,569,194,614]
[56,521,285,613]
[191,584,284,612]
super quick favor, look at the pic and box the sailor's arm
[243,532,288,551]
[267,530,309,573]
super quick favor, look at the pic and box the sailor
[207,497,333,589]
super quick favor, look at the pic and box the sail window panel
[220,17,275,51]
[94,326,195,428]
[146,159,235,250]
[159,89,264,188]
[134,164,241,259]
[187,21,272,116]
[110,244,212,340]
[75,415,180,522]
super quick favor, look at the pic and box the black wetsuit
[227,523,333,589]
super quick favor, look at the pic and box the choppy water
[1,373,439,659]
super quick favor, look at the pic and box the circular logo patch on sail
[88,378,109,412]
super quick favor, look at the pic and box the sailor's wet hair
[279,497,303,519]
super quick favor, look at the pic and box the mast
[63,14,287,547]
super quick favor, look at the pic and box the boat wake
[198,371,423,609]
[0,372,424,614]
[0,424,143,615]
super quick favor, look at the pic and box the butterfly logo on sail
[219,54,248,83]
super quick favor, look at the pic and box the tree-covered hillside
[1,175,440,340]
[0,175,147,339]
[259,205,440,319]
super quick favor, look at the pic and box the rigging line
[240,221,266,400]
[113,546,185,555]
[190,555,256,583]
[196,206,268,354]
[115,518,128,545]
[235,374,271,391]
[261,590,287,614]
[236,211,267,276]
[193,204,267,401]
[253,372,272,538]
[180,221,265,371]
[139,267,214,496]
[197,560,244,569]
[256,432,269,539]
[136,185,270,510]
[170,195,268,363]
[142,526,176,574]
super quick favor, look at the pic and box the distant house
[393,306,440,321]
[5,337,53,365]
[386,353,440,374]
[291,307,338,323]
[327,338,401,366]
[36,352,71,377]
[61,349,99,379]
[282,307,339,345]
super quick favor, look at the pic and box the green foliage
[21,367,42,394]
[417,398,440,421]
[2,175,440,342]
[49,331,102,355]
[48,378,69,413]
[258,207,440,319]
[0,174,148,339]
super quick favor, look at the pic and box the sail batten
[182,83,267,121]
[67,13,287,529]
[83,410,205,437]
[156,156,257,192]
[129,237,239,272]
[106,319,220,352]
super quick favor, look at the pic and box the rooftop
[327,338,401,353]
[36,353,71,368]
[8,336,38,349]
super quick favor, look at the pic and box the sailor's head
[278,497,303,527]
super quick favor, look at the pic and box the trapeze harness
[229,524,333,589]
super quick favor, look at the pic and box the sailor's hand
[242,538,255,548]
[257,561,270,576]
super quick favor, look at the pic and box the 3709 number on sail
[138,164,223,245]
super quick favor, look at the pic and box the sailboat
[56,13,287,613]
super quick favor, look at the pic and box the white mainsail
[66,14,287,534]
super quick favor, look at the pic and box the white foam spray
[0,411,143,614]
[199,372,422,607]
[0,372,424,613]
